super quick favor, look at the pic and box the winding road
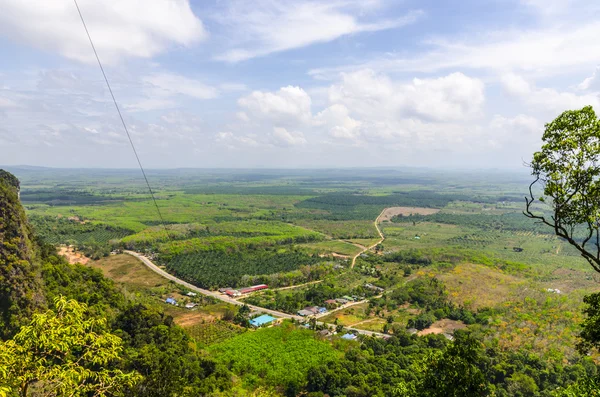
[350,208,386,268]
[122,208,389,338]
[124,250,386,337]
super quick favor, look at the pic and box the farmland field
[8,166,600,395]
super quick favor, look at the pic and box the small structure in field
[250,314,276,327]
[186,291,197,297]
[341,333,357,340]
[364,283,384,292]
[165,297,177,305]
[185,302,197,309]
[239,284,269,294]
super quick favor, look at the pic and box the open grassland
[90,254,168,289]
[438,263,526,309]
[291,219,379,239]
[299,240,361,256]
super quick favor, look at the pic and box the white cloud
[578,66,600,91]
[0,0,206,64]
[238,86,312,124]
[329,69,485,123]
[314,104,361,140]
[501,73,531,96]
[142,73,218,99]
[309,20,600,79]
[213,1,423,62]
[501,74,600,114]
[223,70,486,151]
[271,127,307,147]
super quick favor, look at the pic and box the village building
[250,314,276,327]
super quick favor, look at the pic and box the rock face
[0,169,44,339]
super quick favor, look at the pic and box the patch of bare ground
[418,319,466,336]
[59,246,90,265]
[438,263,525,310]
[379,207,440,222]
[89,254,168,288]
[172,311,217,327]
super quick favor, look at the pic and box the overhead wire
[73,0,172,241]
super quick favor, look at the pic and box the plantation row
[392,212,548,233]
[162,249,326,289]
[30,215,133,245]
[186,320,244,346]
[294,191,522,221]
[122,220,324,250]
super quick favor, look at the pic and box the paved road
[350,208,386,268]
[124,250,387,338]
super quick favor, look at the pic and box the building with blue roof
[250,314,276,327]
[341,333,357,340]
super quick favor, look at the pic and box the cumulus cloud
[314,104,361,140]
[238,86,313,124]
[223,70,486,151]
[329,69,485,123]
[0,0,206,64]
[212,0,423,62]
[501,73,600,114]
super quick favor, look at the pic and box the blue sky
[1,0,599,169]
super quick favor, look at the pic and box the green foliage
[526,106,600,273]
[210,324,340,393]
[393,212,548,234]
[187,320,245,346]
[0,296,140,396]
[30,215,133,246]
[164,249,325,288]
[0,170,44,339]
[115,304,231,396]
[553,377,600,397]
[419,331,490,397]
[577,292,600,354]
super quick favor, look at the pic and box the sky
[1,0,600,169]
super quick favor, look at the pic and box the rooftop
[250,314,276,327]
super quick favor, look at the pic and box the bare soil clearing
[89,254,167,288]
[418,319,466,336]
[59,246,90,265]
[379,207,440,222]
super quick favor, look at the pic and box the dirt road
[123,250,387,338]
[350,208,386,268]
